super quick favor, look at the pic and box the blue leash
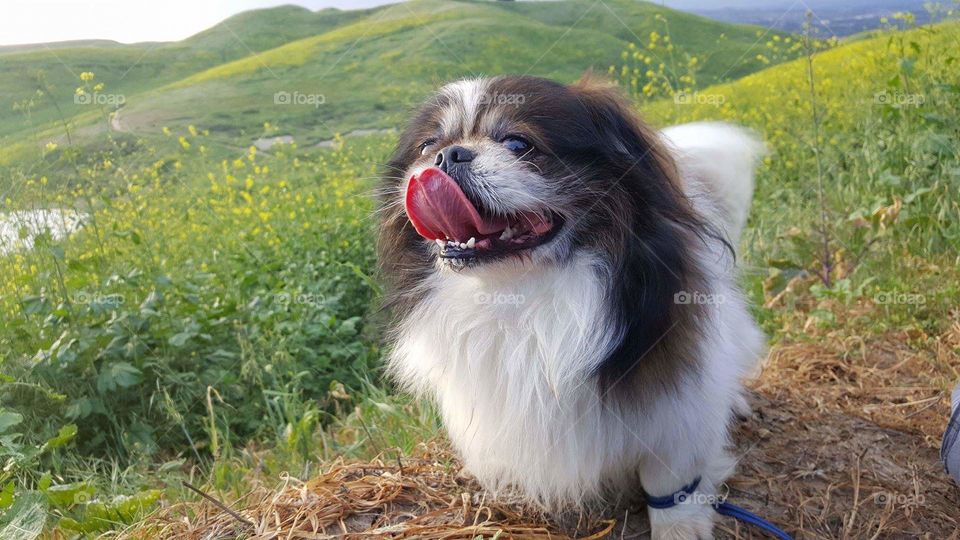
[644,477,793,540]
[713,501,793,540]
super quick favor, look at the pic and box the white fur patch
[467,140,554,214]
[439,78,490,135]
[390,250,764,510]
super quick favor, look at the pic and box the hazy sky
[0,0,848,46]
[0,0,394,46]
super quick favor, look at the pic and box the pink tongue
[405,167,507,241]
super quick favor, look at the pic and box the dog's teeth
[466,237,475,249]
[459,242,467,249]
[499,226,514,241]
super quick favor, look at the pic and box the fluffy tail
[660,122,765,244]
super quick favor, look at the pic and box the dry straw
[119,444,614,539]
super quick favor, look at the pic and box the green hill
[0,0,795,168]
[180,5,375,61]
[0,6,374,142]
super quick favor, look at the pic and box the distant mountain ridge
[676,0,932,36]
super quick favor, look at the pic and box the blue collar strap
[644,477,794,540]
[644,476,701,509]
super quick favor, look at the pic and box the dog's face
[382,76,693,270]
[379,76,714,382]
[389,77,587,270]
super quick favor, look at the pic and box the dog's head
[380,75,703,266]
[379,76,718,381]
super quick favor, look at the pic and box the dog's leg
[640,449,736,540]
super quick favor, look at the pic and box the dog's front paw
[649,505,715,540]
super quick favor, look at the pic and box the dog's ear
[566,77,693,210]
[568,77,709,392]
[568,75,673,168]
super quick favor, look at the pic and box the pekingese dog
[377,75,765,539]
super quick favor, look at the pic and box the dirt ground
[720,331,960,539]
[124,327,960,539]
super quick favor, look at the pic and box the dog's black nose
[435,145,475,174]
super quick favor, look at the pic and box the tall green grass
[636,19,960,338]
[1,111,394,532]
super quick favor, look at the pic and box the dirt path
[712,330,960,539]
[110,106,126,132]
[315,128,394,148]
[720,392,957,538]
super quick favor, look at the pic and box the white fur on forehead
[439,78,491,135]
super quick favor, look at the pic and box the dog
[377,75,765,539]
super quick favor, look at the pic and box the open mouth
[405,167,562,262]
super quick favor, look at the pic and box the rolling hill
[0,0,795,169]
[0,5,379,141]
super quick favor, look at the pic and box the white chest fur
[390,251,763,511]
[391,256,638,506]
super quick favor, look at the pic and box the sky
[0,0,869,46]
[0,0,394,46]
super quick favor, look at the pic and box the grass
[0,4,958,539]
[0,130,395,534]
[641,20,960,343]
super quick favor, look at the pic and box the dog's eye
[419,138,437,156]
[501,135,531,153]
